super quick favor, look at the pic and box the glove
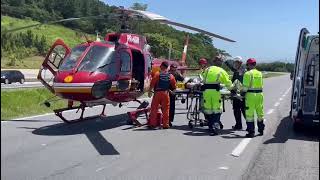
[168,90,174,95]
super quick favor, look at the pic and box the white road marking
[96,167,106,172]
[282,94,286,97]
[279,97,283,101]
[14,113,55,120]
[284,87,291,96]
[274,102,280,107]
[231,138,252,157]
[41,144,47,146]
[218,166,229,170]
[266,109,274,114]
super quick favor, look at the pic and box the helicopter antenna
[95,30,101,42]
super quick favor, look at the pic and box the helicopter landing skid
[54,104,91,123]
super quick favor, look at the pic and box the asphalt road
[1,74,319,180]
[1,81,44,89]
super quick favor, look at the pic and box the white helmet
[233,56,243,62]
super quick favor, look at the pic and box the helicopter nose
[91,80,112,99]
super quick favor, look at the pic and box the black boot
[245,132,255,138]
[245,122,255,138]
[257,121,265,136]
[219,121,224,129]
[232,124,243,130]
[209,128,218,136]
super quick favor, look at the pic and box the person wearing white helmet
[225,56,246,130]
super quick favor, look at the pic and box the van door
[291,28,309,118]
[302,37,319,116]
[37,39,70,93]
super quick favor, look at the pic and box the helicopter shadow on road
[263,116,319,144]
[30,113,130,155]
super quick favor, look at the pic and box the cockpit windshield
[77,45,115,72]
[59,45,87,71]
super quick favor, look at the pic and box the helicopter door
[38,39,70,93]
[117,49,132,91]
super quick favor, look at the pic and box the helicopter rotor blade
[158,20,236,42]
[1,15,106,34]
[128,9,236,42]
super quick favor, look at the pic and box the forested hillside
[1,0,225,67]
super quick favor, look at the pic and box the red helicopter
[5,7,236,123]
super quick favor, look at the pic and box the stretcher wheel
[188,120,194,129]
[199,121,204,127]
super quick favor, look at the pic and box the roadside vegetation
[1,16,94,69]
[1,88,66,120]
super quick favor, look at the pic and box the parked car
[1,70,25,84]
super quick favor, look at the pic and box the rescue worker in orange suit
[148,61,177,129]
[169,64,184,126]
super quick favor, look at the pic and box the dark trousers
[205,113,222,130]
[169,94,175,122]
[232,98,246,128]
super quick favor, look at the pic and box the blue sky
[103,0,319,62]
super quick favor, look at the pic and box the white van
[290,28,319,131]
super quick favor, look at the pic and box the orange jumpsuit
[149,71,176,128]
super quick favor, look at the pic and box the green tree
[131,2,148,11]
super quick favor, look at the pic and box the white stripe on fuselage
[53,83,94,87]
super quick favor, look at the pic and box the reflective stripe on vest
[203,67,222,84]
[249,71,254,88]
[203,67,222,91]
[247,69,263,91]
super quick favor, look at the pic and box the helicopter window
[78,46,115,72]
[48,45,66,69]
[120,52,131,72]
[59,45,87,71]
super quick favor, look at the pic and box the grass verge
[1,16,94,47]
[1,56,44,69]
[1,88,66,120]
[263,72,288,78]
